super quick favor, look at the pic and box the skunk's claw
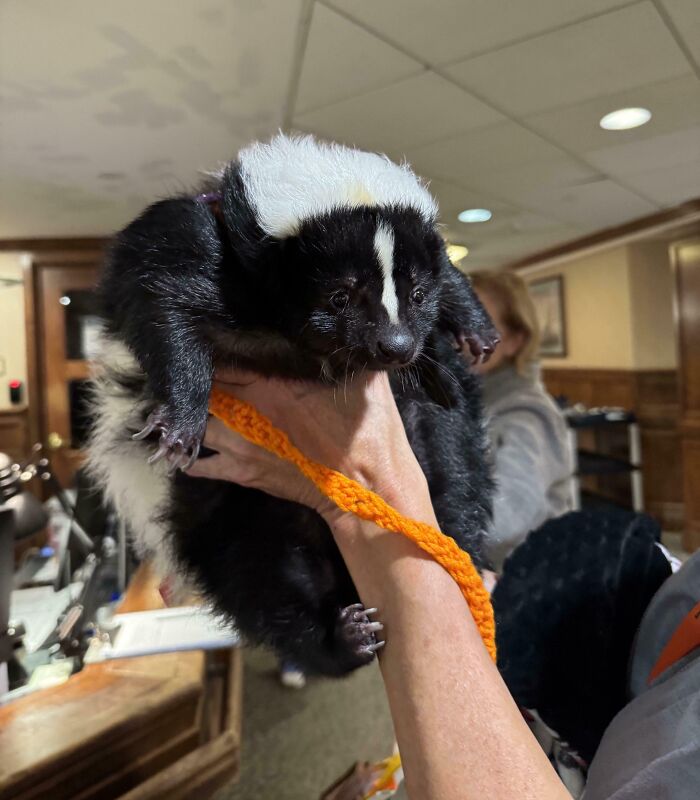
[147,442,170,465]
[335,603,385,667]
[134,406,205,474]
[132,406,170,443]
[166,445,187,476]
[182,442,201,472]
[132,418,157,440]
[464,330,500,366]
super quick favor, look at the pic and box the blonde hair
[470,270,541,374]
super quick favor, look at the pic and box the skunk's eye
[331,290,349,311]
[411,287,425,305]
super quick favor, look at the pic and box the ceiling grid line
[434,0,646,67]
[432,69,664,211]
[292,108,581,234]
[294,68,430,118]
[321,0,643,71]
[282,0,317,130]
[310,0,661,211]
[310,1,666,213]
[2,1,697,264]
[651,0,700,78]
[317,0,431,68]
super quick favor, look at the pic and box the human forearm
[190,373,567,797]
[328,489,568,800]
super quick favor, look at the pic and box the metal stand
[567,410,644,513]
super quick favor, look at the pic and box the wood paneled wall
[543,367,683,531]
[672,239,700,551]
[0,409,30,463]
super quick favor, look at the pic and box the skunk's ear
[437,257,500,365]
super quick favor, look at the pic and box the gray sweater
[583,551,700,800]
[480,364,573,571]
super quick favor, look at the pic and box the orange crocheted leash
[209,387,496,661]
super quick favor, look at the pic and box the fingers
[186,452,224,480]
[187,417,258,479]
[199,416,233,451]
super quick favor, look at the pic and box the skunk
[88,134,497,677]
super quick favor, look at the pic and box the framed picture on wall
[530,275,567,357]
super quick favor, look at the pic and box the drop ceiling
[1,0,699,268]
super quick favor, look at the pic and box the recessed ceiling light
[446,244,469,263]
[458,208,492,223]
[599,107,651,131]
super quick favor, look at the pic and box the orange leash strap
[209,387,497,662]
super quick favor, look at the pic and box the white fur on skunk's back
[86,333,176,578]
[238,134,438,238]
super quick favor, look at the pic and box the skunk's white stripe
[239,134,438,238]
[374,222,399,324]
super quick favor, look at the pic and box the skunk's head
[220,134,494,373]
[279,205,449,371]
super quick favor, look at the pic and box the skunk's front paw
[132,405,205,474]
[335,603,385,668]
[463,328,500,365]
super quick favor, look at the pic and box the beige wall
[524,242,677,371]
[526,246,635,369]
[0,253,27,410]
[627,241,678,370]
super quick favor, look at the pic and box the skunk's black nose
[377,331,416,365]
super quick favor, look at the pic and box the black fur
[97,157,496,677]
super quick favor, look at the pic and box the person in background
[469,271,574,572]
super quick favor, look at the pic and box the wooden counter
[0,565,242,800]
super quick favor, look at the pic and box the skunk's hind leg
[334,603,385,665]
[268,600,385,677]
[171,481,384,677]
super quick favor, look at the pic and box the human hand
[188,369,426,521]
[187,411,329,513]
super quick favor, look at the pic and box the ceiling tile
[429,185,575,269]
[445,2,690,116]
[407,120,596,189]
[451,216,580,248]
[465,160,601,209]
[426,178,517,224]
[616,157,700,204]
[525,73,700,154]
[295,4,422,114]
[659,0,700,68]
[585,125,700,176]
[0,0,305,237]
[293,71,503,152]
[517,179,659,228]
[458,226,585,267]
[0,0,695,261]
[324,0,631,66]
[438,187,584,266]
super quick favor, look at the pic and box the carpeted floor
[214,647,396,800]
